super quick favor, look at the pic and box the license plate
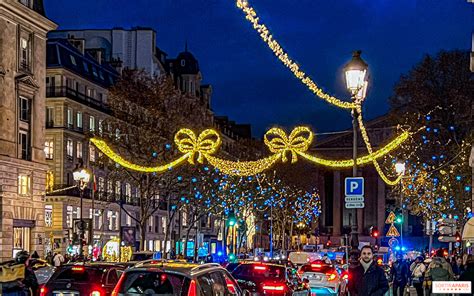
[53,291,79,296]
[313,275,322,280]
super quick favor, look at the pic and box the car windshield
[54,266,105,282]
[233,264,285,280]
[131,253,154,261]
[118,270,187,296]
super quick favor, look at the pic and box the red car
[231,262,309,295]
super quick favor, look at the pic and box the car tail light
[71,266,85,272]
[326,272,337,281]
[187,279,197,296]
[39,285,47,296]
[90,285,105,296]
[224,277,237,294]
[90,291,101,296]
[112,273,126,296]
[311,264,322,269]
[262,284,286,292]
[254,265,267,271]
[342,272,350,281]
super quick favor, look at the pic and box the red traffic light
[370,226,379,238]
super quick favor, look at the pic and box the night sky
[44,0,472,137]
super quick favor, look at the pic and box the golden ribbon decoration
[264,127,313,163]
[174,128,222,164]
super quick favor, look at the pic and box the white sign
[345,196,365,203]
[345,177,364,196]
[345,202,364,209]
[432,281,471,294]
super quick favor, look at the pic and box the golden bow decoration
[174,129,222,164]
[264,127,313,163]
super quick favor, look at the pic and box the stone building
[0,0,56,260]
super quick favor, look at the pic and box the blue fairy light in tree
[152,151,158,157]
[165,143,172,150]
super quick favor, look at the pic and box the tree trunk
[183,224,193,258]
[289,222,294,250]
[140,222,147,251]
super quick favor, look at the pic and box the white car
[299,261,347,295]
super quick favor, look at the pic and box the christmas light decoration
[91,126,410,180]
[235,0,356,109]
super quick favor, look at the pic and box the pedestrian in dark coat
[391,253,409,296]
[348,245,389,296]
[459,255,474,290]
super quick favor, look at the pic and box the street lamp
[73,163,91,258]
[395,161,406,250]
[344,50,369,248]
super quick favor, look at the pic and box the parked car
[112,262,243,295]
[231,262,310,295]
[299,260,347,295]
[40,263,125,296]
[129,251,157,262]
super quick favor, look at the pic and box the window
[19,131,30,160]
[182,211,187,227]
[107,180,113,197]
[67,108,73,128]
[44,140,54,160]
[98,120,103,135]
[19,97,30,122]
[18,174,31,195]
[76,141,83,159]
[46,107,54,126]
[126,213,132,226]
[107,211,114,231]
[66,206,73,228]
[98,177,105,198]
[89,145,96,162]
[181,59,186,66]
[115,181,121,198]
[125,183,131,203]
[161,217,167,234]
[19,0,32,8]
[19,35,31,71]
[45,205,53,227]
[76,111,83,129]
[66,139,73,158]
[115,128,120,140]
[93,209,103,230]
[70,55,77,66]
[148,216,153,232]
[89,116,95,132]
[13,227,31,253]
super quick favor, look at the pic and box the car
[298,260,347,295]
[231,262,310,295]
[40,263,125,296]
[129,251,157,262]
[112,261,244,295]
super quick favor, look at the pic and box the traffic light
[228,253,236,263]
[370,226,379,238]
[395,215,403,224]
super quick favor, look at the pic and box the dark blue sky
[45,0,472,136]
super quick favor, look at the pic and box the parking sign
[345,177,364,196]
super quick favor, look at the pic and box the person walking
[347,245,389,296]
[391,253,409,296]
[451,256,465,279]
[425,249,454,296]
[1,251,39,296]
[410,256,426,296]
[52,251,65,267]
[459,255,474,290]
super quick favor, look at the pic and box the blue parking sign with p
[345,177,364,196]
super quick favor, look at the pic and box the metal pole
[79,183,84,258]
[351,105,359,248]
[270,203,273,258]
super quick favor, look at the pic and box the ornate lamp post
[343,50,369,248]
[73,163,91,257]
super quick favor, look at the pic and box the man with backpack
[390,253,409,296]
[1,250,39,296]
[52,251,65,267]
[425,249,454,296]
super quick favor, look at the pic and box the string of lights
[235,0,356,109]
[90,126,410,178]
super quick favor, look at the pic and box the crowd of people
[347,246,474,296]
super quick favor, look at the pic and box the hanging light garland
[91,126,410,177]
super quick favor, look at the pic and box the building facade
[0,0,56,260]
[48,28,166,76]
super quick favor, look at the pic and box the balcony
[46,86,110,114]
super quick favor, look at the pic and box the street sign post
[345,177,364,196]
[345,202,364,209]
[345,177,364,209]
[345,196,364,203]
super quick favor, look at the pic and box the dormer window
[19,34,32,72]
[19,0,31,8]
[181,60,186,67]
